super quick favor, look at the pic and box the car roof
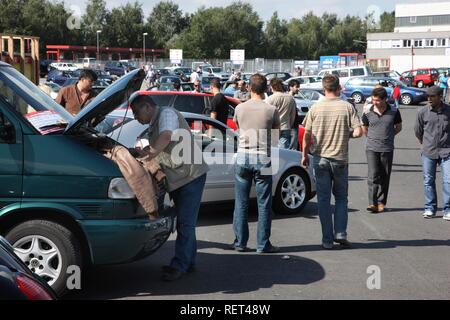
[141,90,240,104]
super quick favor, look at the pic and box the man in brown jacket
[55,69,98,115]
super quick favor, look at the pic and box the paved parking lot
[68,103,450,300]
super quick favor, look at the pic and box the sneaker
[334,238,352,249]
[321,242,334,250]
[225,243,250,252]
[423,210,436,219]
[257,245,280,254]
[443,212,450,221]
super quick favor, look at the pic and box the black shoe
[161,266,184,282]
[225,243,250,252]
[334,239,352,249]
[162,265,195,273]
[257,245,280,254]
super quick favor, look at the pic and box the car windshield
[0,66,72,135]
[211,68,222,73]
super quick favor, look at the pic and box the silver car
[100,110,316,215]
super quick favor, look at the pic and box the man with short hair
[288,79,301,150]
[266,78,297,149]
[439,72,449,103]
[210,78,229,125]
[362,87,402,214]
[129,94,209,281]
[234,80,250,102]
[193,80,202,93]
[414,86,450,221]
[302,75,363,249]
[230,73,281,254]
[55,69,98,115]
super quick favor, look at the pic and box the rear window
[350,68,365,76]
[172,95,205,114]
[148,94,174,107]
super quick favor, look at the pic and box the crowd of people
[54,67,450,282]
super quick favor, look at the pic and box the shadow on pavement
[66,240,326,300]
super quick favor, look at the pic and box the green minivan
[0,62,175,296]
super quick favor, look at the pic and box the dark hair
[249,73,267,94]
[173,82,181,90]
[289,79,300,88]
[210,78,221,89]
[79,69,98,82]
[130,95,157,109]
[371,87,388,100]
[270,78,285,92]
[322,75,340,92]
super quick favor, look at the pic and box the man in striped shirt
[302,74,363,250]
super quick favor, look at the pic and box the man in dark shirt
[362,87,402,213]
[414,86,450,221]
[55,69,98,115]
[209,78,229,125]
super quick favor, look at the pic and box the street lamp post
[143,32,148,65]
[96,30,102,61]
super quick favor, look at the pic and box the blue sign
[320,56,340,68]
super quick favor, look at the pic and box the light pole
[143,32,148,65]
[96,30,102,61]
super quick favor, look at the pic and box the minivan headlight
[108,178,135,199]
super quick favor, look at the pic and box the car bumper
[78,213,176,265]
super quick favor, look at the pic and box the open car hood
[64,68,145,134]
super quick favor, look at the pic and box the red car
[142,91,307,150]
[401,68,439,88]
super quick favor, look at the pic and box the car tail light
[15,274,53,300]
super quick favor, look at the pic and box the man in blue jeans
[230,73,281,253]
[414,86,450,221]
[302,75,363,249]
[130,93,209,281]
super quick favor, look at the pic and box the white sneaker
[423,210,436,219]
[443,212,450,221]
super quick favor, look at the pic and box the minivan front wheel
[6,220,82,296]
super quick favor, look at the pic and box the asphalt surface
[68,103,450,300]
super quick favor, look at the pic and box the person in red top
[391,83,401,110]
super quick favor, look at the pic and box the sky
[64,0,437,21]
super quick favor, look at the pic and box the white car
[98,110,316,215]
[284,76,323,89]
[49,62,78,72]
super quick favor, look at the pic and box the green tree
[82,0,108,45]
[146,1,189,48]
[264,12,288,58]
[105,2,144,48]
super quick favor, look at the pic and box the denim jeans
[289,127,299,150]
[169,174,207,273]
[312,156,349,245]
[279,130,291,150]
[233,153,273,251]
[421,155,450,214]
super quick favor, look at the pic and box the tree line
[0,0,395,59]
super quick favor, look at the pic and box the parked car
[284,76,323,89]
[0,63,176,296]
[200,66,231,82]
[298,88,325,101]
[343,76,428,105]
[264,72,292,82]
[47,69,77,86]
[292,91,315,124]
[401,68,439,88]
[0,236,57,300]
[158,82,195,92]
[73,58,97,69]
[49,62,78,72]
[201,76,221,92]
[94,69,114,84]
[40,60,53,78]
[101,109,316,215]
[158,75,182,85]
[373,70,403,82]
[318,65,373,86]
[38,82,62,100]
[104,61,134,77]
[436,67,450,76]
[165,67,193,78]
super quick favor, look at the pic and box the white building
[366,2,450,73]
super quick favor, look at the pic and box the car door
[185,117,237,202]
[0,103,23,211]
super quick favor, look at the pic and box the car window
[309,77,322,83]
[350,68,365,76]
[0,112,15,144]
[172,95,206,114]
[148,94,174,107]
[348,77,364,85]
[186,118,236,152]
[362,79,378,86]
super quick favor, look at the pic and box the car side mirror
[0,111,16,144]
